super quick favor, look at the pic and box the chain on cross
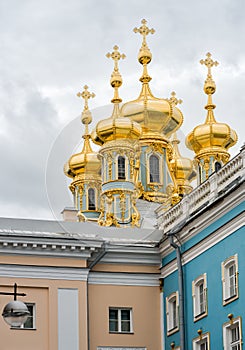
[133,19,155,46]
[200,52,219,78]
[77,85,95,111]
[168,91,182,106]
[106,45,126,72]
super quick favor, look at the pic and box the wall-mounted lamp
[1,283,30,327]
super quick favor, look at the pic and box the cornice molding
[88,271,160,286]
[160,213,244,278]
[159,185,244,256]
[0,264,89,281]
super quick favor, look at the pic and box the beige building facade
[0,220,162,350]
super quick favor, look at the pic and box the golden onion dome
[64,85,100,178]
[186,53,237,156]
[120,19,183,137]
[92,45,142,146]
[170,133,196,185]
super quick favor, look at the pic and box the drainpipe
[168,233,186,350]
[87,242,108,350]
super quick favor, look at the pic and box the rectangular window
[192,274,207,321]
[109,308,132,333]
[12,303,35,330]
[166,292,179,335]
[222,255,238,305]
[223,316,242,350]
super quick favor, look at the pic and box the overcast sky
[0,0,244,221]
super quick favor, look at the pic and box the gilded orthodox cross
[200,52,219,79]
[77,85,95,111]
[106,45,126,73]
[133,19,155,46]
[167,91,182,106]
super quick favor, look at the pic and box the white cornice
[0,264,89,281]
[159,185,244,256]
[161,213,244,278]
[88,271,160,286]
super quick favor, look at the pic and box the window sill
[167,326,179,336]
[11,327,36,331]
[109,331,134,335]
[223,294,238,306]
[194,311,207,322]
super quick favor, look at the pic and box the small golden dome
[64,86,100,178]
[121,19,183,137]
[170,133,195,186]
[92,45,142,146]
[186,53,237,157]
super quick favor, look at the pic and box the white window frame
[166,291,179,335]
[222,255,239,305]
[109,307,133,334]
[223,316,242,350]
[192,273,207,321]
[193,332,210,350]
[12,303,36,330]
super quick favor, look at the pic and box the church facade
[0,19,244,350]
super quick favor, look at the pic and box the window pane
[121,320,130,332]
[109,309,118,320]
[109,309,118,332]
[121,309,130,321]
[149,155,160,183]
[200,341,207,350]
[199,283,205,313]
[118,156,126,179]
[109,320,118,332]
[229,264,236,297]
[88,188,96,210]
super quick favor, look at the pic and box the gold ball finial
[77,85,95,127]
[134,19,155,65]
[106,45,126,89]
[200,52,219,95]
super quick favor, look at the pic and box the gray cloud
[0,0,244,219]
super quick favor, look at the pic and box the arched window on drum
[149,154,160,183]
[118,156,126,180]
[88,188,96,210]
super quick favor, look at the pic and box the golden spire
[200,52,219,123]
[106,45,125,104]
[167,91,183,106]
[134,19,155,82]
[77,85,95,153]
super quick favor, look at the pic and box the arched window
[88,188,96,210]
[149,154,160,183]
[118,156,126,180]
[215,161,222,172]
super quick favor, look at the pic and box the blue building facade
[157,147,245,350]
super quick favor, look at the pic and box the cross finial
[200,52,219,78]
[77,85,95,111]
[133,19,155,46]
[167,91,182,106]
[106,45,126,72]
